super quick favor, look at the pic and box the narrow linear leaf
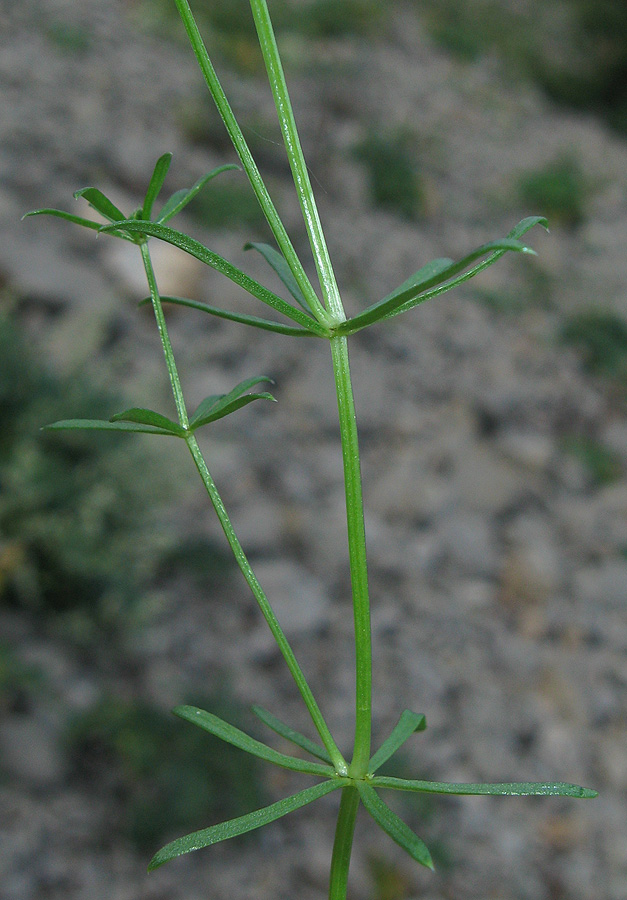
[339,237,536,335]
[22,208,134,241]
[102,220,327,335]
[252,705,333,765]
[73,187,126,223]
[148,778,347,871]
[152,295,315,336]
[189,376,272,426]
[189,375,274,428]
[156,164,240,224]
[357,782,434,871]
[368,710,427,775]
[43,419,182,436]
[173,705,336,777]
[244,242,311,313]
[191,393,275,430]
[375,258,453,310]
[377,215,550,326]
[109,407,186,436]
[143,152,173,220]
[188,394,223,425]
[370,776,598,798]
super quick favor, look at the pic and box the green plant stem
[140,241,189,427]
[328,786,360,900]
[141,238,346,774]
[185,432,348,776]
[173,0,331,327]
[249,0,344,322]
[330,335,372,777]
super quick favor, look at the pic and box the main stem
[328,335,372,900]
[249,0,344,321]
[330,335,372,776]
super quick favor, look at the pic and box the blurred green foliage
[46,22,92,54]
[136,0,387,57]
[538,0,627,135]
[65,694,263,850]
[0,642,43,713]
[421,0,627,136]
[0,313,168,627]
[186,178,268,230]
[352,131,425,221]
[561,435,623,487]
[559,311,627,383]
[517,157,587,228]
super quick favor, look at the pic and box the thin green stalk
[249,0,345,322]
[173,0,331,327]
[330,335,372,777]
[142,236,346,775]
[328,786,360,900]
[185,431,348,777]
[140,241,189,428]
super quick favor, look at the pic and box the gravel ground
[1,1,626,899]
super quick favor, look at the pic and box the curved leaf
[143,153,173,220]
[357,782,434,870]
[73,187,126,223]
[153,295,316,336]
[338,217,548,335]
[369,776,598,798]
[173,705,336,777]
[43,418,182,436]
[148,778,347,870]
[101,219,327,336]
[109,407,186,436]
[378,215,550,325]
[368,710,427,775]
[22,208,135,241]
[189,376,275,429]
[191,393,275,430]
[156,164,240,224]
[252,705,333,765]
[244,241,311,312]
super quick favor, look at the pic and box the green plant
[26,1,596,896]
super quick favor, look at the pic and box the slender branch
[330,335,372,777]
[185,432,348,776]
[140,242,189,428]
[172,0,331,327]
[249,0,345,322]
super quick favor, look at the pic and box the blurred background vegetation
[126,0,627,136]
[4,0,627,881]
